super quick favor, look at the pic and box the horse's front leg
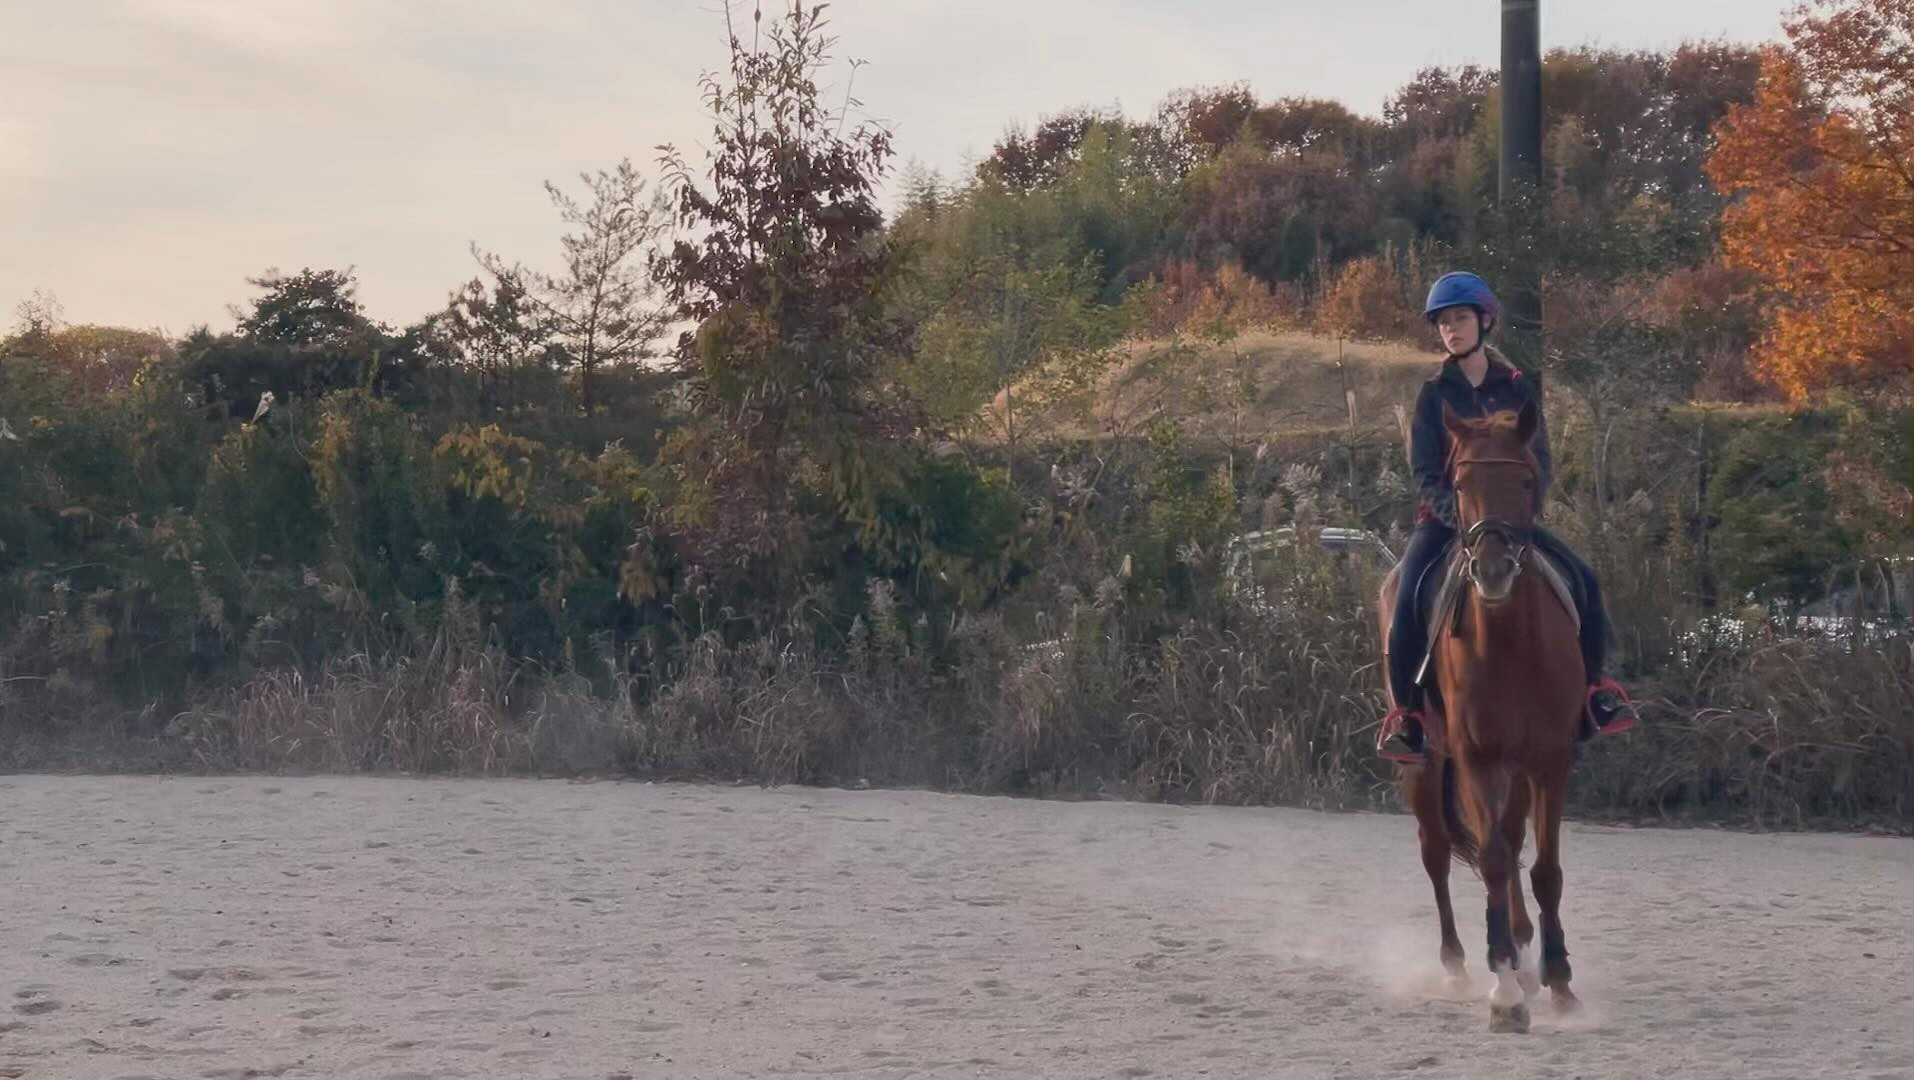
[1500,777,1542,998]
[1531,769,1580,1013]
[1461,758,1529,1033]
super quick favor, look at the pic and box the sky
[0,1,1788,334]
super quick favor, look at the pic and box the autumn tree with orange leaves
[1707,0,1914,402]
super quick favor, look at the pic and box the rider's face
[1435,306,1482,356]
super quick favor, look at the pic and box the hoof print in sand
[12,989,61,1016]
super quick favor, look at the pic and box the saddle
[1412,539,1583,689]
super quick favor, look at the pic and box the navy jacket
[1411,348,1553,529]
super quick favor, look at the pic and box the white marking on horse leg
[1514,954,1542,997]
[1489,962,1524,1008]
[1518,968,1542,997]
[1442,972,1473,1000]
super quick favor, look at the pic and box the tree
[912,249,1118,451]
[1051,122,1179,297]
[30,325,175,395]
[1383,65,1496,150]
[653,0,910,582]
[11,289,65,339]
[1318,253,1418,341]
[1660,43,1767,198]
[1707,0,1914,401]
[1152,85,1259,167]
[237,268,380,348]
[982,108,1113,190]
[439,273,557,416]
[1253,97,1378,160]
[1180,140,1375,283]
[1708,408,1861,605]
[477,159,672,414]
[1544,278,1691,525]
[171,270,391,423]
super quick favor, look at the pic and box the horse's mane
[1457,411,1523,436]
[1444,409,1538,473]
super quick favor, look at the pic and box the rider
[1377,271,1639,764]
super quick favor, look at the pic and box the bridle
[1449,452,1538,592]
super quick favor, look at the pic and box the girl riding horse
[1377,271,1638,764]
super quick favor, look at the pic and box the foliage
[475,159,673,413]
[15,324,175,396]
[237,268,383,349]
[652,1,909,585]
[1705,409,1861,604]
[899,172,1132,441]
[435,270,562,416]
[1708,0,1914,401]
[1318,252,1425,341]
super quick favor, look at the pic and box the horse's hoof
[1517,968,1542,998]
[1489,1002,1532,1034]
[1552,988,1582,1015]
[1441,973,1473,1000]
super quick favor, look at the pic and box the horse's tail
[1441,755,1479,869]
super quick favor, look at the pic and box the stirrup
[1587,678,1638,735]
[1377,706,1428,764]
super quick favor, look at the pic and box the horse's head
[1442,399,1542,604]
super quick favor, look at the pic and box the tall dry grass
[1578,638,1912,829]
[6,591,1905,832]
[3,435,1906,833]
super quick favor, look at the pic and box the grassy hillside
[989,329,1436,460]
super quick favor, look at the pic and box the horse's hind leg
[1405,762,1466,988]
[1500,778,1542,998]
[1531,771,1580,1013]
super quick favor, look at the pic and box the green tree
[438,272,559,417]
[1708,409,1859,607]
[477,159,672,414]
[237,267,382,349]
[913,252,1119,451]
[187,269,389,422]
[900,173,1128,448]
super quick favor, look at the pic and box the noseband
[1461,517,1531,590]
[1450,454,1537,592]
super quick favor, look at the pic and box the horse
[1376,398,1585,1034]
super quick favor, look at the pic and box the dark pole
[1499,0,1544,376]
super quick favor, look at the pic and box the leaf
[1706,3,1914,403]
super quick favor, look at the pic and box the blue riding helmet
[1423,272,1501,332]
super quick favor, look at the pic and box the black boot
[1583,678,1639,740]
[1377,706,1428,764]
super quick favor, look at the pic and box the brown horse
[1377,399,1584,1034]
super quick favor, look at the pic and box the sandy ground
[1,776,1909,1080]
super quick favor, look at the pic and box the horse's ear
[1442,402,1470,443]
[1516,397,1539,444]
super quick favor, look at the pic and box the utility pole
[1499,0,1545,379]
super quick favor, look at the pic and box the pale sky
[1,1,1786,334]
